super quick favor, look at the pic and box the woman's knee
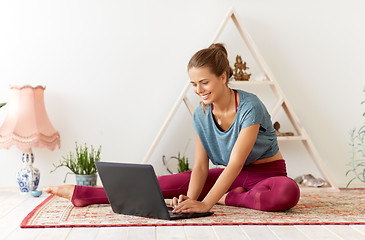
[157,171,191,198]
[255,176,300,211]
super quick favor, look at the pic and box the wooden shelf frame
[142,8,338,191]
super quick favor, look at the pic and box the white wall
[0,0,364,189]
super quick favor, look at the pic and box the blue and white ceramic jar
[16,152,40,192]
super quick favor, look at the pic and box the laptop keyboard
[167,207,213,220]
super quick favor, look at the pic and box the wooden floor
[1,189,365,240]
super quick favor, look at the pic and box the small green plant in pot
[162,152,191,174]
[176,152,191,173]
[51,142,101,186]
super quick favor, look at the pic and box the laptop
[95,162,213,220]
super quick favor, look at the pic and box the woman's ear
[220,72,227,85]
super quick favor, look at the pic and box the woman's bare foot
[218,193,228,205]
[43,185,75,201]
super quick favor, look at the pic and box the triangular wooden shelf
[142,8,338,190]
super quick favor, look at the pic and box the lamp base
[16,150,40,192]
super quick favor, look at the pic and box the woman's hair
[187,43,233,83]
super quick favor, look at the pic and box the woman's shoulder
[235,88,257,97]
[192,104,213,131]
[193,103,210,121]
[235,89,262,108]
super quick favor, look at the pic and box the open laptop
[95,162,213,220]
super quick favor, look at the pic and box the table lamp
[0,85,60,192]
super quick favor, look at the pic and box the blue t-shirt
[193,89,279,166]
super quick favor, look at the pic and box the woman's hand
[171,194,189,208]
[172,198,212,213]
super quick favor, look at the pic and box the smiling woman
[188,44,234,117]
[45,43,300,214]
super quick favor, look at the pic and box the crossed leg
[225,176,300,211]
[44,160,300,211]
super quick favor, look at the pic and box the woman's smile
[200,93,211,101]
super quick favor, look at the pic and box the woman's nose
[196,85,203,94]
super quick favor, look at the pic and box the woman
[45,43,300,213]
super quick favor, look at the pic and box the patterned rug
[21,190,365,228]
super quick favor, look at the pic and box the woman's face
[188,67,227,105]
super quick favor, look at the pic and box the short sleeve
[192,105,203,133]
[239,96,266,130]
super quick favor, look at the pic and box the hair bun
[208,43,228,56]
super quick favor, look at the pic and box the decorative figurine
[273,121,294,136]
[234,55,251,81]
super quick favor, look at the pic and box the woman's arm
[173,124,260,213]
[187,133,210,200]
[172,133,209,206]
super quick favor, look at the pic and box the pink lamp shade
[0,85,60,152]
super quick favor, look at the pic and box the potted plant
[51,142,101,186]
[346,87,365,188]
[162,152,191,174]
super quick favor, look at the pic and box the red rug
[21,190,365,228]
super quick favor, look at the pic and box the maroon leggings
[71,160,300,212]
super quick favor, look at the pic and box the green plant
[346,88,365,189]
[176,152,191,173]
[51,142,101,183]
[162,152,191,174]
[0,103,6,109]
